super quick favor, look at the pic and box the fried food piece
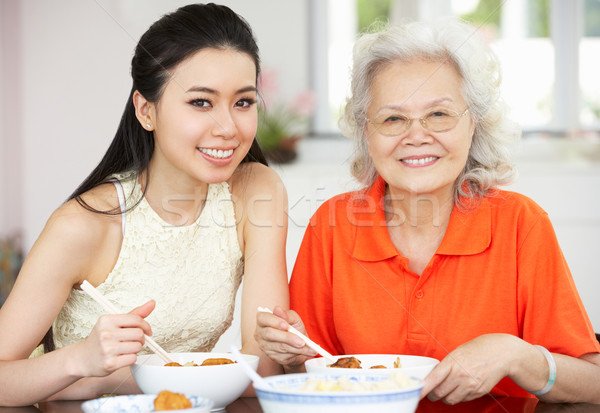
[327,356,362,369]
[393,356,402,368]
[154,390,192,411]
[200,357,235,366]
[370,365,387,369]
[164,361,200,366]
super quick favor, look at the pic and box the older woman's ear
[469,116,477,139]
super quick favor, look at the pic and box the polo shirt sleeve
[517,207,600,357]
[289,208,343,355]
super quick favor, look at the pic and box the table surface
[0,396,598,413]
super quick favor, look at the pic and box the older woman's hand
[254,306,317,372]
[420,334,524,404]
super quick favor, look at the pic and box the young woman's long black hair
[43,3,267,352]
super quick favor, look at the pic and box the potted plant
[256,69,315,164]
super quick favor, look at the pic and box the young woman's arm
[232,163,289,383]
[0,189,152,406]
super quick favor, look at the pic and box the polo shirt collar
[351,176,491,262]
[437,197,491,255]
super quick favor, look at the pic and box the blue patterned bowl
[254,372,423,413]
[81,394,213,413]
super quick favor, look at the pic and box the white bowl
[304,354,439,380]
[254,372,423,413]
[81,394,213,413]
[131,352,258,411]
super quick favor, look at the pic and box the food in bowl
[200,357,235,366]
[301,371,417,392]
[328,355,401,369]
[81,394,213,413]
[328,356,362,368]
[132,352,258,411]
[154,390,192,410]
[305,354,439,380]
[164,358,235,367]
[254,372,423,413]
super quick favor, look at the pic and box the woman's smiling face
[365,59,475,200]
[149,47,258,184]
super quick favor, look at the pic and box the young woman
[256,18,600,404]
[0,3,288,406]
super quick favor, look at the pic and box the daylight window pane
[580,0,600,128]
[457,0,554,130]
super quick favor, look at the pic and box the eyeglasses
[367,108,470,136]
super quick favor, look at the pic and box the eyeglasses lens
[373,110,465,136]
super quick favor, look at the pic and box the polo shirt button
[415,290,424,299]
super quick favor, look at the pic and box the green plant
[257,104,308,151]
[256,69,314,152]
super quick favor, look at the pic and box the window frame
[308,0,598,137]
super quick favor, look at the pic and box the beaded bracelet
[530,345,556,396]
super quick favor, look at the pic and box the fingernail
[295,339,304,347]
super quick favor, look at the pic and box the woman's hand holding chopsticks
[78,300,155,377]
[255,306,317,373]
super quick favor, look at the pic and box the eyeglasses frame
[367,107,470,136]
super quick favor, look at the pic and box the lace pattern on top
[53,173,243,353]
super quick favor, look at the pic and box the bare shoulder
[229,162,286,202]
[49,183,121,235]
[38,184,123,282]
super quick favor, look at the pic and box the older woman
[256,19,600,404]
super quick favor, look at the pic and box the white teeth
[402,156,438,165]
[199,148,234,159]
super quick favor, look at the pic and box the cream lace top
[52,173,243,353]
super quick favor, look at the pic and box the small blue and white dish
[81,394,213,413]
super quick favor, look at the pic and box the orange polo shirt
[290,176,600,398]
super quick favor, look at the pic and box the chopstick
[80,280,175,364]
[257,306,336,363]
[229,345,273,389]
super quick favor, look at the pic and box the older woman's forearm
[510,344,600,404]
[538,353,600,404]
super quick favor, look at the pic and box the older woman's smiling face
[365,59,475,201]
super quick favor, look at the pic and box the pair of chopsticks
[80,280,175,364]
[257,306,336,363]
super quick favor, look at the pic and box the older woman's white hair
[340,18,520,206]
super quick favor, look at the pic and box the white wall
[0,1,23,241]
[0,2,5,237]
[6,0,309,249]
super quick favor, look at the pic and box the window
[456,0,555,131]
[310,0,599,136]
[581,0,600,129]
